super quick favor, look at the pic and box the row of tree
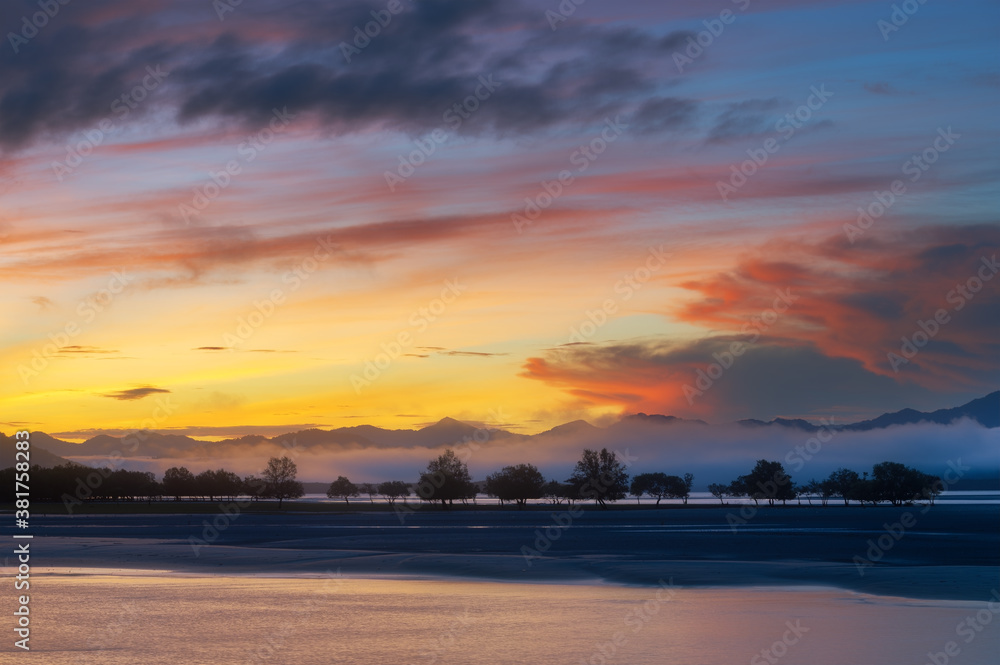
[4,450,944,509]
[326,448,667,509]
[2,457,308,507]
[707,460,943,507]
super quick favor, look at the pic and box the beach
[19,504,1000,600]
[13,575,1000,664]
[5,504,999,663]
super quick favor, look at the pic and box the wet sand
[14,504,1000,600]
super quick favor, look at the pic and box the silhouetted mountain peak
[771,417,819,431]
[0,433,78,468]
[538,420,597,437]
[6,391,995,470]
[426,417,467,428]
[847,391,999,430]
[738,417,818,430]
[618,413,707,427]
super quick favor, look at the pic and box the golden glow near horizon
[2,0,997,441]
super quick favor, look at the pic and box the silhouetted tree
[327,476,359,504]
[733,459,795,506]
[799,479,822,505]
[358,482,378,503]
[162,466,196,501]
[672,473,694,504]
[194,470,217,500]
[631,473,670,505]
[417,449,475,506]
[826,468,861,506]
[485,464,546,507]
[100,469,159,502]
[210,469,241,500]
[633,473,693,505]
[243,474,264,501]
[871,462,942,506]
[848,472,878,506]
[727,479,747,502]
[707,482,729,505]
[261,456,304,508]
[567,448,629,508]
[377,480,411,505]
[542,480,575,505]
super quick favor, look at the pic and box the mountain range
[7,390,998,465]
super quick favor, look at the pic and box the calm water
[298,490,1000,505]
[9,573,999,664]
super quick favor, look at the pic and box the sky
[1,0,998,442]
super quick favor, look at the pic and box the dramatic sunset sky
[2,0,998,441]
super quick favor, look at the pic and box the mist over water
[67,419,1000,488]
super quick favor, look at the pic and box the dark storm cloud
[524,224,1000,419]
[523,335,939,423]
[0,0,700,151]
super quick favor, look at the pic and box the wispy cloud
[59,346,119,355]
[101,386,172,401]
[30,296,54,310]
[439,350,509,357]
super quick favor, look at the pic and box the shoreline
[17,536,998,601]
[23,563,999,610]
[14,504,997,602]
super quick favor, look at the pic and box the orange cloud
[522,224,1000,420]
